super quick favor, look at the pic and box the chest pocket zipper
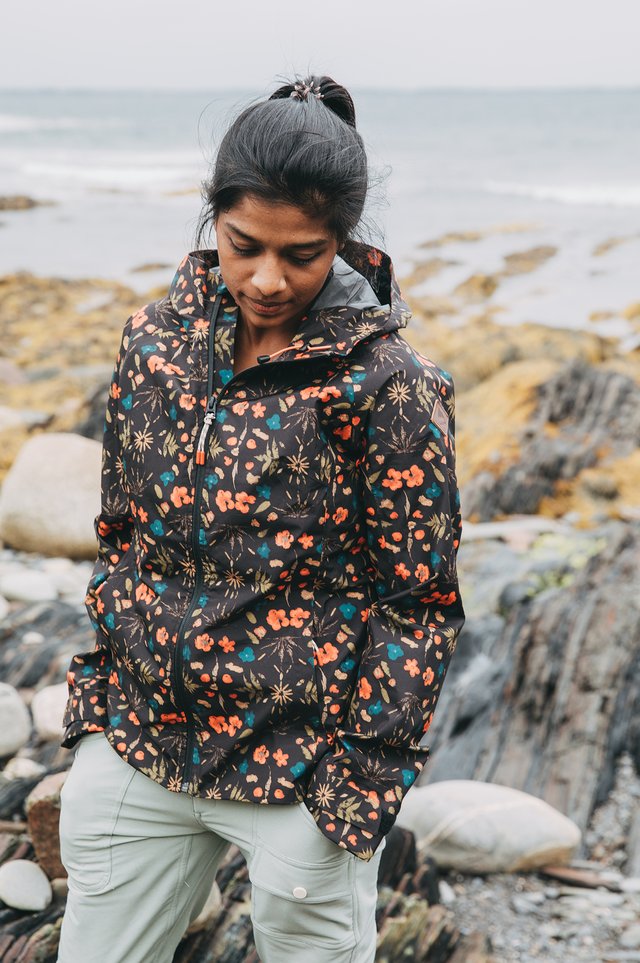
[309,640,327,727]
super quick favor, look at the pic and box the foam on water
[485,180,640,208]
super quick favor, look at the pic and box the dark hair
[195,75,368,247]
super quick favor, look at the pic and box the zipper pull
[195,395,218,466]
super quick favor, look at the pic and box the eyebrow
[226,222,330,250]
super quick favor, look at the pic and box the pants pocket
[59,731,136,896]
[251,844,356,951]
[251,802,356,953]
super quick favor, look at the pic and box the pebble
[3,755,46,779]
[51,877,69,900]
[23,630,45,646]
[511,893,543,915]
[621,925,640,950]
[438,879,456,905]
[0,858,52,911]
[0,569,57,602]
[30,683,69,741]
[0,682,32,756]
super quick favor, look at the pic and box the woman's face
[215,194,340,332]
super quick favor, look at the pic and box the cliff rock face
[423,519,640,842]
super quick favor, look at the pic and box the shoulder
[117,295,175,353]
[361,332,456,433]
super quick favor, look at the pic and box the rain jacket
[61,242,466,861]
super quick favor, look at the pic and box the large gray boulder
[396,779,581,873]
[0,432,101,559]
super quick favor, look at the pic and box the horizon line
[1,83,639,95]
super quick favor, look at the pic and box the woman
[57,75,465,963]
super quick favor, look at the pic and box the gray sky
[3,0,639,90]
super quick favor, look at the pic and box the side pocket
[59,735,135,896]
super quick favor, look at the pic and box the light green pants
[57,731,385,963]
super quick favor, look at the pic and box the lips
[246,295,290,316]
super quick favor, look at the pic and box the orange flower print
[232,401,250,415]
[179,393,196,410]
[367,249,383,266]
[218,635,235,653]
[273,748,289,767]
[135,583,156,604]
[404,659,420,677]
[227,715,242,737]
[275,530,294,549]
[415,563,431,582]
[333,507,348,524]
[300,385,322,400]
[216,490,235,511]
[130,307,149,329]
[251,402,266,417]
[395,562,411,580]
[318,386,341,402]
[289,607,309,628]
[208,715,228,734]
[195,633,213,652]
[298,533,314,549]
[358,677,372,699]
[402,465,424,487]
[267,609,288,630]
[234,492,256,514]
[170,486,192,508]
[156,627,169,645]
[423,666,435,685]
[382,468,403,491]
[253,745,269,764]
[316,642,338,666]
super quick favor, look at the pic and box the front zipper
[172,298,377,791]
[171,292,222,792]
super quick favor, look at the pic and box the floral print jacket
[61,242,466,861]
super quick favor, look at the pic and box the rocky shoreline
[0,227,639,961]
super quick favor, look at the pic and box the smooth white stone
[0,569,57,603]
[396,779,581,873]
[0,432,101,560]
[0,859,52,911]
[30,683,69,741]
[0,682,32,756]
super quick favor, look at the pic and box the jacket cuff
[61,644,112,748]
[303,751,399,861]
[61,721,107,750]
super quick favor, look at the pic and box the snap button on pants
[57,731,385,962]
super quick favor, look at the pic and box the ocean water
[1,88,639,334]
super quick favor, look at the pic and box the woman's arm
[305,364,466,858]
[61,316,135,747]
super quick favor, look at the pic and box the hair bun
[269,74,357,128]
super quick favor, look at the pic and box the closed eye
[228,238,320,266]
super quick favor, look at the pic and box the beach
[1,87,639,961]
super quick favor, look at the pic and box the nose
[251,258,287,299]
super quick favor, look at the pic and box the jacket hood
[168,241,412,362]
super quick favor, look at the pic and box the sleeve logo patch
[431,397,449,434]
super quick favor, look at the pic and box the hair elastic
[290,81,323,102]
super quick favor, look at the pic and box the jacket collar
[168,242,411,362]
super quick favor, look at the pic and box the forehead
[218,194,334,245]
